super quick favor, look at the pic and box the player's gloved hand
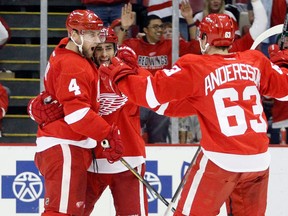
[101,123,124,163]
[27,91,64,127]
[116,45,138,69]
[268,44,288,67]
[99,57,137,95]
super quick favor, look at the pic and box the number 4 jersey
[36,38,111,152]
[118,49,288,172]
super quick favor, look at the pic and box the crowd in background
[1,0,288,144]
[81,0,288,145]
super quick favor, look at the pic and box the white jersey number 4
[213,86,266,136]
[69,78,81,95]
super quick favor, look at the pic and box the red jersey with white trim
[36,38,110,152]
[0,83,8,118]
[88,83,146,173]
[118,50,288,172]
[123,36,200,75]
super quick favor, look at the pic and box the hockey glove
[99,57,137,95]
[101,123,124,163]
[27,91,64,127]
[268,44,288,67]
[117,45,138,69]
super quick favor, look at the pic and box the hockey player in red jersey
[28,27,148,215]
[99,13,288,215]
[28,10,123,216]
[85,27,148,215]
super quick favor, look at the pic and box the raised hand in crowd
[120,3,135,30]
[180,0,194,26]
[117,3,135,45]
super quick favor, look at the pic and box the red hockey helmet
[100,27,118,44]
[66,10,103,34]
[198,13,235,46]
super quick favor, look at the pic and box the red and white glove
[27,91,64,127]
[117,45,138,69]
[268,44,288,67]
[99,57,137,95]
[101,123,124,163]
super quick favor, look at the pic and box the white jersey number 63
[213,86,267,136]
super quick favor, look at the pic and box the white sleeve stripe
[64,107,90,124]
[276,95,288,101]
[146,76,160,108]
[155,102,169,115]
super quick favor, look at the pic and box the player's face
[209,0,223,13]
[81,30,106,58]
[94,43,115,66]
[145,19,164,43]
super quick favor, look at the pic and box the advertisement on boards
[0,145,287,215]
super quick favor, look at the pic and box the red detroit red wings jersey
[123,37,200,75]
[36,38,110,152]
[88,83,146,173]
[118,50,288,172]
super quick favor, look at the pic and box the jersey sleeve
[153,98,198,117]
[54,60,111,141]
[258,54,288,100]
[118,54,199,109]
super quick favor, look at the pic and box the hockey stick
[250,24,283,50]
[250,9,288,50]
[279,7,288,50]
[101,139,176,212]
[163,145,201,216]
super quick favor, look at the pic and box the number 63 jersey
[118,49,288,172]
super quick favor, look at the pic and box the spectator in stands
[144,0,192,40]
[271,0,286,28]
[179,116,201,143]
[81,0,129,27]
[118,2,200,143]
[190,0,240,39]
[0,16,10,49]
[0,83,8,137]
[27,10,123,215]
[162,22,173,39]
[0,16,10,137]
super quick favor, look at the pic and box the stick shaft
[120,158,175,212]
[164,145,201,216]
